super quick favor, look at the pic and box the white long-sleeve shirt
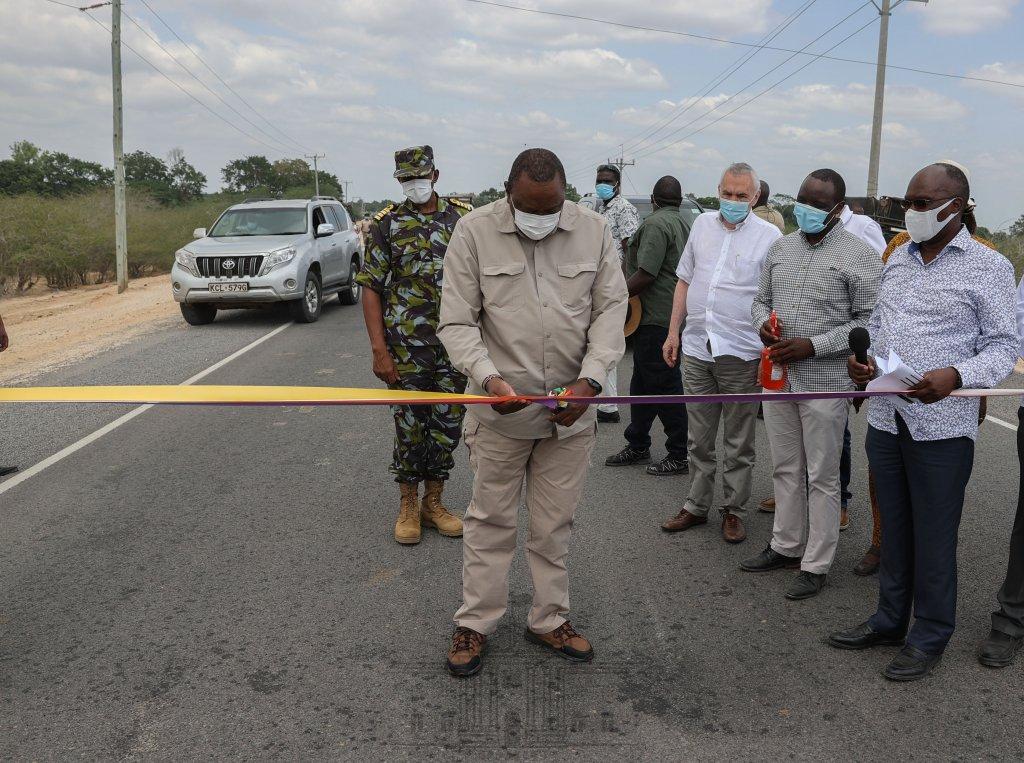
[840,206,886,256]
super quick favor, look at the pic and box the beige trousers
[454,415,596,635]
[763,397,848,575]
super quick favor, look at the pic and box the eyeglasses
[899,196,955,212]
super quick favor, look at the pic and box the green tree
[221,155,274,193]
[472,187,504,207]
[271,158,312,191]
[36,152,112,195]
[168,155,206,202]
[695,196,720,210]
[124,150,170,185]
[565,183,581,203]
[1010,214,1024,238]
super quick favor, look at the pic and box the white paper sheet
[865,349,924,408]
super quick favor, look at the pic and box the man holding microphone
[829,163,1018,681]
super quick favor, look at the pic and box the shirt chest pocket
[481,262,526,312]
[556,262,598,313]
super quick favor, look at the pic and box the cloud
[966,61,1024,100]
[908,0,1019,35]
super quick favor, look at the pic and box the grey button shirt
[751,223,882,392]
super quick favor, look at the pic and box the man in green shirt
[605,176,690,476]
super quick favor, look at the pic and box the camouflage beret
[393,145,435,179]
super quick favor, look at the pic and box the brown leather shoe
[759,496,776,513]
[853,545,881,577]
[661,508,708,533]
[447,627,487,677]
[840,507,850,531]
[524,621,594,662]
[722,511,746,544]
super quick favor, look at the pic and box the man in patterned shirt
[741,169,881,601]
[829,163,1017,681]
[355,145,472,545]
[590,164,640,423]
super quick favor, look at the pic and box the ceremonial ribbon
[0,385,1020,407]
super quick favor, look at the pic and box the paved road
[2,299,1022,760]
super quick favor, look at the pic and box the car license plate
[209,282,248,293]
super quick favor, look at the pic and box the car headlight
[174,249,198,277]
[259,246,297,276]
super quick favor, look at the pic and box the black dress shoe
[828,621,905,650]
[597,410,620,423]
[646,456,689,476]
[0,465,18,477]
[785,571,826,600]
[978,629,1023,668]
[883,646,942,682]
[605,447,651,467]
[739,545,801,572]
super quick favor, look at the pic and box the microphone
[849,327,871,393]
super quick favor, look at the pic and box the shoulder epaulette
[373,204,395,222]
[448,197,473,212]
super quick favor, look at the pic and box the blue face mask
[793,201,835,234]
[719,198,750,224]
[595,183,616,201]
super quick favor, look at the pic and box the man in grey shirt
[740,169,881,601]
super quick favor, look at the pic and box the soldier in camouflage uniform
[355,145,472,545]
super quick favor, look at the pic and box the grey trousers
[682,354,760,517]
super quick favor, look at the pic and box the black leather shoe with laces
[646,456,689,476]
[605,447,651,467]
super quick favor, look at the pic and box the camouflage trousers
[388,344,467,484]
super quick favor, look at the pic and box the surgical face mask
[513,206,561,240]
[904,198,956,244]
[719,198,750,224]
[401,178,434,205]
[793,201,836,235]
[595,183,616,201]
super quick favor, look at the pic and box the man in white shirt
[839,204,885,256]
[661,163,781,543]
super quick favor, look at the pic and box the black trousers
[866,415,975,655]
[992,406,1024,637]
[623,325,688,458]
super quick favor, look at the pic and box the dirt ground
[0,275,178,384]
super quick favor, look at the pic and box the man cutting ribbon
[438,148,628,678]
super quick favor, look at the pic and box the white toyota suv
[171,196,362,325]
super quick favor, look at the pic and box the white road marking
[986,414,1018,432]
[0,322,293,497]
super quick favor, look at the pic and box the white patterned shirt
[677,211,782,362]
[867,226,1018,441]
[752,224,882,392]
[599,195,640,259]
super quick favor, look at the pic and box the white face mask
[401,178,434,205]
[512,207,561,240]
[905,198,956,244]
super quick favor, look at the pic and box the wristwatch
[581,377,603,395]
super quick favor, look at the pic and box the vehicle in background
[578,194,705,233]
[171,196,362,326]
[846,196,907,242]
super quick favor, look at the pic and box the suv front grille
[196,256,264,278]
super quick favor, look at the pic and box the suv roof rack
[242,197,278,203]
[311,195,340,202]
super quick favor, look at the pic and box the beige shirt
[752,205,786,233]
[439,199,628,439]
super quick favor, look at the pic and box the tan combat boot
[394,482,422,545]
[421,480,463,537]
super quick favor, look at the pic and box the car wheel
[180,303,217,326]
[290,271,322,323]
[339,265,361,306]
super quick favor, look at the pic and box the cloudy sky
[3,0,1023,227]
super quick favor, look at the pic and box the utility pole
[342,180,351,203]
[607,145,635,193]
[111,0,127,293]
[305,153,325,197]
[867,0,928,198]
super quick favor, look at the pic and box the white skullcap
[937,159,970,182]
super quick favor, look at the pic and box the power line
[622,3,873,165]
[119,8,304,154]
[133,0,313,153]
[461,0,1024,90]
[567,0,820,177]
[73,9,299,156]
[632,16,882,162]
